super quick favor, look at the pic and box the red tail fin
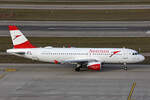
[9,25,36,48]
[14,41,36,48]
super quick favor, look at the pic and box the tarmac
[0,21,150,100]
[0,21,150,37]
[0,63,150,100]
[0,4,150,9]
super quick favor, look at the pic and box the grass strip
[0,9,150,21]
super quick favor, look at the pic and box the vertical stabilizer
[8,25,36,48]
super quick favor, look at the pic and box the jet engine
[87,61,101,71]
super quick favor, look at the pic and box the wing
[62,58,98,64]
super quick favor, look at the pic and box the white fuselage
[7,48,145,64]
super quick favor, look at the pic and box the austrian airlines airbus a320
[7,25,145,71]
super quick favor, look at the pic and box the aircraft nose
[140,55,145,62]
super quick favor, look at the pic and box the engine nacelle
[87,62,101,71]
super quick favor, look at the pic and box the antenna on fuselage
[138,48,141,53]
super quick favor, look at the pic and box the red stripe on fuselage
[14,41,36,48]
[54,60,58,64]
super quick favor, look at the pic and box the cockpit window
[132,53,138,55]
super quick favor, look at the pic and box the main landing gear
[75,64,81,72]
[75,64,82,72]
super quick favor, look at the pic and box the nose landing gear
[122,63,127,70]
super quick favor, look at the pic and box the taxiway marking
[128,82,136,100]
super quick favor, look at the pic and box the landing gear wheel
[123,63,127,71]
[124,66,127,70]
[75,67,80,72]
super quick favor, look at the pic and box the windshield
[132,52,139,55]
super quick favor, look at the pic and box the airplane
[6,25,145,71]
